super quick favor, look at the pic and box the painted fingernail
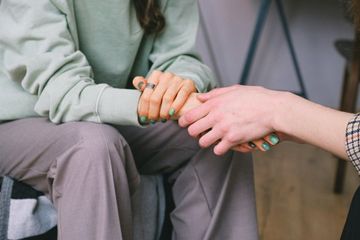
[137,81,144,90]
[169,108,175,116]
[269,134,280,145]
[248,142,256,148]
[262,142,271,151]
[150,120,156,124]
[140,116,147,123]
[161,119,167,123]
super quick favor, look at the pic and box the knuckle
[187,126,198,137]
[226,132,240,144]
[199,138,208,148]
[150,95,161,105]
[183,113,193,123]
[162,95,173,104]
[174,76,183,84]
[219,123,229,134]
[141,97,150,105]
[161,72,173,80]
[141,92,150,101]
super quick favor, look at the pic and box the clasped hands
[133,71,281,155]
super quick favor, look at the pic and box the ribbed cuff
[98,87,142,127]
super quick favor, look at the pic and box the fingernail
[248,142,256,148]
[262,142,271,151]
[137,81,144,90]
[269,134,280,145]
[140,116,147,123]
[150,120,156,124]
[169,108,175,116]
[161,119,167,123]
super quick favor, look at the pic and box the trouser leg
[0,118,139,240]
[118,121,259,240]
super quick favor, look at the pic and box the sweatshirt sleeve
[148,0,217,92]
[0,0,141,126]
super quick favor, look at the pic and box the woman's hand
[179,85,287,155]
[133,70,196,123]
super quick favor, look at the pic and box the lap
[116,121,200,175]
[0,117,128,192]
[0,117,199,186]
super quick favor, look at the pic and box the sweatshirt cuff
[98,87,142,126]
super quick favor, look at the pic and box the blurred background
[195,0,359,239]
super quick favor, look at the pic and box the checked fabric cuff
[346,113,360,175]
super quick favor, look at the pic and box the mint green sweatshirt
[0,0,216,126]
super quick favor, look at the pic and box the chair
[239,0,308,99]
[199,0,308,97]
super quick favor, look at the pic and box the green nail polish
[262,142,271,151]
[140,116,147,123]
[137,82,144,90]
[150,120,156,124]
[269,134,280,145]
[169,108,175,116]
[161,119,167,123]
[248,142,256,148]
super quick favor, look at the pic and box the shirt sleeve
[345,112,360,175]
[0,0,141,126]
[148,0,217,92]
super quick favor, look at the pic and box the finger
[213,140,234,156]
[197,85,239,101]
[264,133,281,146]
[187,113,215,138]
[248,142,258,149]
[133,76,147,91]
[241,143,256,151]
[253,139,271,152]
[138,71,162,122]
[198,127,223,148]
[231,145,252,153]
[169,80,196,118]
[148,78,171,120]
[159,76,182,119]
[178,102,211,128]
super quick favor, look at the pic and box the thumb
[133,76,147,91]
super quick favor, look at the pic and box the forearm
[274,92,354,159]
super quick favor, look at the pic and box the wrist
[272,91,299,135]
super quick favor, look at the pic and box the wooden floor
[253,142,360,240]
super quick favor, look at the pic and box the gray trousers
[0,117,258,240]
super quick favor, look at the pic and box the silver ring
[145,83,156,90]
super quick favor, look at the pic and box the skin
[179,85,354,158]
[133,74,277,153]
[133,71,196,122]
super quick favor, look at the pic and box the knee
[64,122,129,167]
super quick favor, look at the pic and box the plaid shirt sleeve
[345,113,360,175]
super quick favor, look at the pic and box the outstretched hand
[179,85,284,155]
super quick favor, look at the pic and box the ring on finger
[145,83,156,90]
